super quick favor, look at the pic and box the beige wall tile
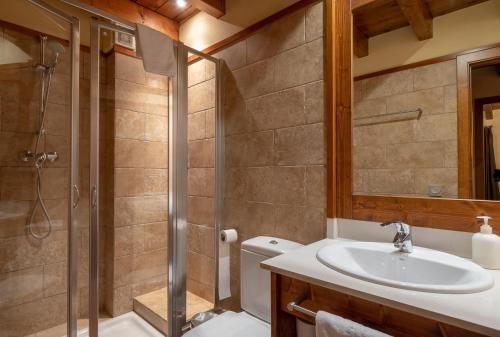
[0,293,67,337]
[232,59,275,99]
[224,167,249,200]
[115,225,145,258]
[187,251,215,287]
[272,166,306,205]
[188,60,207,87]
[187,196,214,226]
[305,80,324,123]
[114,53,146,85]
[444,140,458,168]
[131,249,167,283]
[226,131,274,167]
[306,2,324,41]
[143,222,167,252]
[247,167,273,202]
[114,197,143,227]
[205,108,215,138]
[214,40,246,71]
[415,168,458,197]
[274,205,325,244]
[413,60,457,90]
[187,278,215,303]
[363,69,414,99]
[142,195,168,224]
[274,38,323,90]
[188,223,215,258]
[444,84,457,112]
[115,139,143,168]
[0,266,43,309]
[145,72,169,90]
[305,165,326,208]
[144,168,168,195]
[144,141,168,169]
[112,284,133,316]
[145,114,168,142]
[188,139,215,168]
[353,120,416,147]
[415,113,457,142]
[188,168,215,197]
[353,97,387,119]
[115,168,144,197]
[386,142,446,168]
[246,9,305,64]
[114,79,168,116]
[275,123,325,165]
[116,109,145,140]
[206,60,216,80]
[246,86,306,131]
[353,145,386,169]
[364,168,415,194]
[188,111,206,141]
[188,79,215,114]
[43,261,67,298]
[386,87,444,115]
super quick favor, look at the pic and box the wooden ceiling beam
[191,0,225,18]
[395,0,433,40]
[82,0,179,39]
[353,24,369,58]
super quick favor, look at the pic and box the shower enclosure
[0,1,223,337]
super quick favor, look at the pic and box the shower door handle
[73,185,80,208]
[91,186,98,209]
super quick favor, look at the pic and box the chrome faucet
[380,221,413,253]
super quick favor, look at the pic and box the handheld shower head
[47,41,65,65]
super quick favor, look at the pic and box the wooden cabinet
[271,273,489,337]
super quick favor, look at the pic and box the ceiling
[132,0,200,22]
[352,0,489,57]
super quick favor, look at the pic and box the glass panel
[0,1,72,336]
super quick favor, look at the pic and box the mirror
[351,0,500,201]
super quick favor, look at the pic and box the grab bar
[287,291,317,318]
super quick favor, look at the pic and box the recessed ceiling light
[176,0,187,8]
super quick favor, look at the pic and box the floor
[133,288,214,334]
[24,289,213,337]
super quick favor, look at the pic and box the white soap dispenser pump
[472,215,500,269]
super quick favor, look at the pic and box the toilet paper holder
[287,292,317,319]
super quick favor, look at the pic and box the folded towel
[315,311,392,337]
[135,24,177,77]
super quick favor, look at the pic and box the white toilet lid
[184,311,270,337]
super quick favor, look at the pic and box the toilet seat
[184,311,270,337]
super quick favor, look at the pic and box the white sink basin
[316,241,494,294]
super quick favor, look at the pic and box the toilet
[185,236,303,337]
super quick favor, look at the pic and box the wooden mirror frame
[326,1,500,233]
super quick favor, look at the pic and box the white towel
[135,24,177,77]
[315,311,392,337]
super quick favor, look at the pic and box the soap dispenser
[472,216,500,269]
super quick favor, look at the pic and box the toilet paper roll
[296,318,316,337]
[218,229,238,300]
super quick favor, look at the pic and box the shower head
[47,41,65,65]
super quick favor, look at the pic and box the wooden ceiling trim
[136,0,168,10]
[395,0,433,40]
[353,24,369,58]
[81,0,179,39]
[191,0,225,18]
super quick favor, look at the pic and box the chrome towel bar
[287,301,317,319]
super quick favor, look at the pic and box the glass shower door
[0,1,80,336]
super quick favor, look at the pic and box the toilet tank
[240,236,303,323]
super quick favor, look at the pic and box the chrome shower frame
[25,1,80,337]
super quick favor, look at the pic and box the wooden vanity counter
[261,239,500,337]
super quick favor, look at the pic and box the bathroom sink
[316,241,494,294]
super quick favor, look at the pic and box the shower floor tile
[133,287,214,334]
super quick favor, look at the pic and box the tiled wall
[213,1,326,309]
[353,60,458,198]
[108,53,169,316]
[0,26,91,336]
[186,58,216,302]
